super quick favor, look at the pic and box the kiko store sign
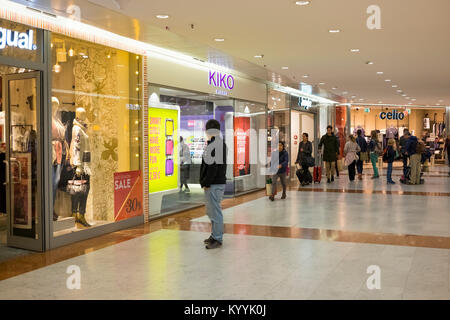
[0,27,37,51]
[208,70,235,96]
[379,109,406,120]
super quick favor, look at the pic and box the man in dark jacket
[200,119,227,249]
[405,135,421,184]
[399,130,410,178]
[356,129,367,180]
[318,125,340,183]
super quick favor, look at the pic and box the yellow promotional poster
[148,106,179,193]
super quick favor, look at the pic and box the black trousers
[348,160,356,181]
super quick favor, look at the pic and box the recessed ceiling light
[351,95,356,98]
[319,82,325,85]
[295,1,311,5]
[385,79,391,82]
[156,15,169,19]
[411,99,416,101]
[378,101,383,103]
[342,91,348,95]
[377,71,384,75]
[332,87,337,90]
[366,61,374,65]
[392,85,398,88]
[359,98,364,101]
[329,29,341,33]
[405,97,410,100]
[214,38,225,42]
[350,49,360,52]
[254,55,263,58]
[303,74,309,78]
[402,94,407,97]
[282,66,289,70]
[396,90,402,93]
[409,102,413,105]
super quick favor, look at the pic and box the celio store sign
[0,27,37,50]
[379,109,406,120]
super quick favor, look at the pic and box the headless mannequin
[386,124,398,139]
[51,97,66,221]
[70,107,91,228]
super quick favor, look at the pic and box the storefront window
[51,34,143,236]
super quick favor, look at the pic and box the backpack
[416,141,425,154]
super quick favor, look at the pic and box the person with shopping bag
[343,135,361,182]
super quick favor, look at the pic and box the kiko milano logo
[208,70,235,91]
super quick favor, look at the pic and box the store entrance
[0,65,43,259]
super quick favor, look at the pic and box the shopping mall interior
[0,0,449,304]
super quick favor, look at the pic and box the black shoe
[53,212,58,222]
[204,235,214,244]
[327,178,331,183]
[206,239,222,249]
[269,196,275,201]
[331,176,335,182]
[281,193,286,199]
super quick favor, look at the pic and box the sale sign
[114,170,143,222]
[234,117,250,177]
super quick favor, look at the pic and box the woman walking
[386,139,396,184]
[295,133,313,186]
[368,130,380,179]
[344,135,361,181]
[269,142,289,201]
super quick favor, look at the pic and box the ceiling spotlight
[214,38,225,42]
[303,74,309,78]
[156,15,169,19]
[411,99,416,101]
[392,85,398,88]
[366,61,374,65]
[384,79,391,82]
[282,66,289,70]
[378,101,383,103]
[329,29,341,33]
[359,98,364,101]
[319,82,325,85]
[295,1,311,5]
[402,94,407,97]
[397,90,402,93]
[350,49,360,52]
[254,55,263,58]
[332,87,337,90]
[377,71,384,75]
[351,95,356,98]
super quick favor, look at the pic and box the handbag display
[66,173,89,195]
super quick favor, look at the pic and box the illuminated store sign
[0,28,36,50]
[379,109,405,120]
[209,70,235,94]
[299,97,312,110]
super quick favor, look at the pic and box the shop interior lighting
[329,29,341,33]
[68,48,74,57]
[156,15,169,19]
[350,49,360,52]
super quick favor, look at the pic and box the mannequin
[51,97,66,221]
[70,107,91,229]
[423,113,430,130]
[386,124,398,139]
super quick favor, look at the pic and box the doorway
[290,110,316,170]
[0,65,43,260]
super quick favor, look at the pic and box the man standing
[179,136,191,193]
[318,125,340,183]
[200,119,227,249]
[405,133,421,185]
[399,129,410,179]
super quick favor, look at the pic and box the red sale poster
[234,117,250,177]
[114,170,143,222]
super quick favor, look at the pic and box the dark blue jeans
[402,154,408,177]
[356,160,364,174]
[387,162,394,182]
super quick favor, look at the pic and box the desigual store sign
[146,55,267,104]
[0,27,37,50]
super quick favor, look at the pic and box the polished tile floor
[0,165,449,300]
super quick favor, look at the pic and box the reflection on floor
[160,185,205,215]
[0,165,448,299]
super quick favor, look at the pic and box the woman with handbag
[295,133,313,186]
[356,129,368,180]
[344,135,361,181]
